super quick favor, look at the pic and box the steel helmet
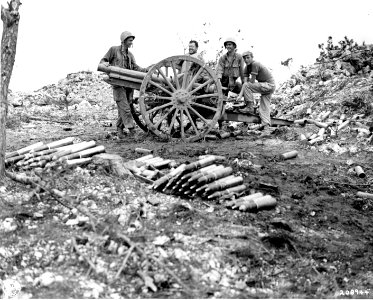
[224,37,237,48]
[120,31,135,42]
[242,50,253,58]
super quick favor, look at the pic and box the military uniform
[100,32,147,136]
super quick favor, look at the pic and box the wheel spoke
[180,109,185,139]
[190,101,218,112]
[156,67,176,92]
[168,108,179,135]
[154,107,174,128]
[171,61,180,89]
[185,107,200,135]
[189,78,214,95]
[146,102,172,115]
[193,93,219,99]
[182,62,190,88]
[149,80,173,96]
[187,104,208,124]
[186,65,205,91]
[155,96,173,100]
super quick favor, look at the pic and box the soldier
[99,31,149,139]
[237,50,276,137]
[216,37,245,95]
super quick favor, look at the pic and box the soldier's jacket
[216,52,245,81]
[100,45,146,72]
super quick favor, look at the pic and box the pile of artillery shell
[225,192,277,212]
[151,155,247,200]
[130,154,177,181]
[5,138,105,170]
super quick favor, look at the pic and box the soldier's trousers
[243,82,276,126]
[112,86,134,131]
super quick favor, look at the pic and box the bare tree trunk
[0,0,21,179]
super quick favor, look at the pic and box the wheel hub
[173,89,190,105]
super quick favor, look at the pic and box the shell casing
[187,165,225,183]
[203,176,244,194]
[195,174,236,195]
[239,195,277,211]
[152,163,186,190]
[231,130,242,137]
[208,184,247,199]
[135,148,153,154]
[171,164,219,191]
[218,132,232,139]
[135,154,154,162]
[152,159,173,169]
[230,192,264,209]
[182,155,226,174]
[197,167,233,184]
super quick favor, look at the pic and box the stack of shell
[151,155,248,200]
[5,138,105,170]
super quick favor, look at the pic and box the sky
[1,0,373,92]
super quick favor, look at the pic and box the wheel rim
[139,55,223,142]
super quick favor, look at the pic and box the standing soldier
[216,37,245,96]
[99,31,149,139]
[237,50,276,137]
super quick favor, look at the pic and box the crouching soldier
[237,50,276,137]
[99,31,149,139]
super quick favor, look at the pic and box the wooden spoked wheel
[138,55,224,142]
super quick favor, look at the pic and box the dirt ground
[1,102,373,299]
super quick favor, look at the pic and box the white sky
[1,0,373,92]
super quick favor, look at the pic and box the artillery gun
[98,55,293,142]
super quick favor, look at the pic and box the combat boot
[258,125,272,138]
[117,128,127,140]
[239,101,255,114]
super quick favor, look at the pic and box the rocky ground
[1,38,373,299]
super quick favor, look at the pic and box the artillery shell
[5,154,26,166]
[306,119,330,129]
[135,148,153,154]
[188,165,224,183]
[299,134,307,141]
[218,132,232,139]
[205,135,218,140]
[152,163,186,190]
[144,157,164,165]
[354,166,366,178]
[279,150,298,160]
[204,176,244,194]
[152,159,173,169]
[182,155,226,175]
[320,111,331,121]
[231,130,242,137]
[235,136,251,140]
[135,154,154,162]
[239,195,277,211]
[308,133,318,140]
[5,141,44,159]
[318,128,325,137]
[294,119,306,126]
[227,192,264,209]
[308,136,323,145]
[208,184,247,199]
[356,191,373,199]
[337,120,350,131]
[197,167,233,184]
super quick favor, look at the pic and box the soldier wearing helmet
[216,37,245,95]
[99,31,149,139]
[236,50,276,137]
